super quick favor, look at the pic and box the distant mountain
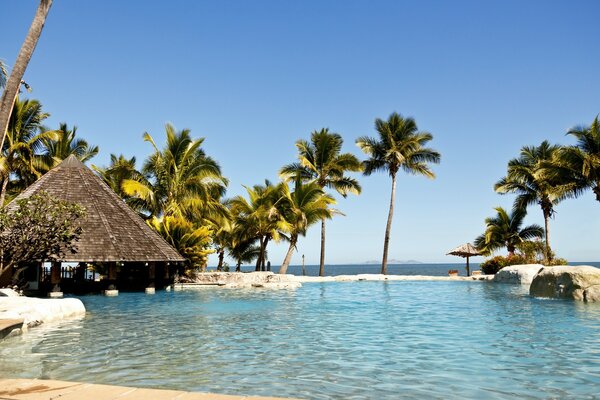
[363,259,423,265]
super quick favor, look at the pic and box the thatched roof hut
[8,155,185,263]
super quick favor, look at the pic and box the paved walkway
[0,379,298,400]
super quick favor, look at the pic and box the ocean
[210,261,600,276]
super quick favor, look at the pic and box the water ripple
[2,282,600,399]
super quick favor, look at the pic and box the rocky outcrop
[180,272,302,289]
[529,265,600,302]
[493,264,544,285]
[0,296,86,329]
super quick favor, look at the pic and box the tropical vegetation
[494,141,571,261]
[0,191,84,284]
[280,128,362,276]
[0,0,53,152]
[474,207,544,256]
[356,112,440,274]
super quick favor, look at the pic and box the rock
[183,272,302,289]
[493,264,544,285]
[0,288,21,297]
[583,285,600,302]
[0,296,86,327]
[529,265,600,302]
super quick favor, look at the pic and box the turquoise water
[2,282,600,399]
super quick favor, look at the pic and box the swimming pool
[2,281,600,399]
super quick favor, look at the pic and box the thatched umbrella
[447,243,481,276]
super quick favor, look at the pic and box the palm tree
[93,154,141,197]
[495,141,571,260]
[230,180,285,271]
[0,0,53,151]
[278,180,335,274]
[356,112,440,274]
[0,97,56,206]
[280,128,362,276]
[228,238,261,272]
[150,215,214,272]
[39,123,99,170]
[122,124,228,221]
[474,207,544,256]
[93,154,149,214]
[555,116,600,203]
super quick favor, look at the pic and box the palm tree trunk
[255,237,264,271]
[319,218,326,276]
[543,211,552,261]
[0,177,9,208]
[0,0,53,151]
[594,185,600,203]
[236,261,241,272]
[262,236,270,271]
[381,173,397,275]
[279,235,297,275]
[217,249,224,271]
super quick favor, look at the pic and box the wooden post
[50,261,61,287]
[107,262,117,281]
[146,262,156,294]
[466,257,471,277]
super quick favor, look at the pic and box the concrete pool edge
[0,378,300,400]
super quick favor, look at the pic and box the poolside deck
[0,379,298,400]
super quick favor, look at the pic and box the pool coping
[0,378,300,400]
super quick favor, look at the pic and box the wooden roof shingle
[8,155,185,263]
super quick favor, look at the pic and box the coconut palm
[555,116,600,203]
[278,180,336,274]
[0,0,53,151]
[356,112,440,275]
[495,141,571,260]
[228,238,261,272]
[209,204,234,271]
[39,123,99,170]
[230,180,285,271]
[93,154,148,213]
[0,97,57,206]
[474,207,544,256]
[122,124,228,221]
[149,215,214,271]
[280,128,362,276]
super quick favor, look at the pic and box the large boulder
[529,265,600,302]
[493,264,544,284]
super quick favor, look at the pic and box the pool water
[2,282,600,399]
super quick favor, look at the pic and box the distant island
[363,259,424,265]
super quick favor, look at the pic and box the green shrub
[544,257,568,266]
[480,254,527,275]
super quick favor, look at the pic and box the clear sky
[2,0,599,265]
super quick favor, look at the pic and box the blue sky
[2,0,599,265]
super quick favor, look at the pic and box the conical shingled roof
[8,155,185,263]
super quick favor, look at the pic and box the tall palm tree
[39,123,99,170]
[278,180,335,274]
[556,116,600,203]
[357,112,440,274]
[0,97,56,206]
[280,128,362,276]
[122,124,228,221]
[474,207,544,256]
[230,180,285,271]
[495,141,571,260]
[0,0,53,151]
